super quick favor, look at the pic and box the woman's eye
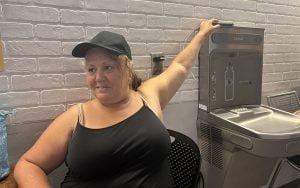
[85,64,115,74]
[104,66,114,71]
[87,68,96,73]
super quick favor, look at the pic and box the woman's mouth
[96,86,110,91]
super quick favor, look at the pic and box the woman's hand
[198,19,219,36]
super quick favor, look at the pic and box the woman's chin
[94,92,110,99]
[92,89,108,97]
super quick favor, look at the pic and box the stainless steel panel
[213,106,300,136]
[198,26,264,112]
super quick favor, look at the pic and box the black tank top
[61,102,173,188]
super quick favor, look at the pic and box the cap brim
[72,42,123,58]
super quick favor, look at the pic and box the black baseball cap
[72,31,132,60]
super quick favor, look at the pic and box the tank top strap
[139,93,148,106]
[77,103,85,125]
[138,92,156,114]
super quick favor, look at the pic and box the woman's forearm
[172,19,218,72]
[14,159,51,188]
[173,31,207,71]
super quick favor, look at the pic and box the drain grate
[198,123,224,169]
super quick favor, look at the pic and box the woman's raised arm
[139,19,219,110]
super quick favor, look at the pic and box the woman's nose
[95,69,106,81]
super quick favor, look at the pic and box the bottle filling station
[197,25,300,188]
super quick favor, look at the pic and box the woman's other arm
[14,105,78,188]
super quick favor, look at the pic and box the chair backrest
[167,129,201,188]
[267,91,300,113]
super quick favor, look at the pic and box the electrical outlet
[150,52,165,76]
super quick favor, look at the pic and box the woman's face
[84,48,131,104]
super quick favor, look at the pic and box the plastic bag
[0,110,14,180]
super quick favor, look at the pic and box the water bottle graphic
[225,64,234,101]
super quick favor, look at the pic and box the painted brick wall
[1,0,300,125]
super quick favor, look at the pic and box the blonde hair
[116,55,142,91]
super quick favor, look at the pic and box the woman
[14,19,219,187]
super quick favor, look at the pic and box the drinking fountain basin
[226,106,300,134]
[205,105,300,157]
[210,105,300,140]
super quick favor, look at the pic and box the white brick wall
[129,1,163,15]
[0,76,9,91]
[85,0,127,12]
[61,10,107,25]
[7,41,61,56]
[34,25,85,40]
[5,58,37,73]
[1,0,300,124]
[4,5,60,23]
[108,13,147,27]
[0,22,33,39]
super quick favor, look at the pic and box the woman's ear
[128,72,133,88]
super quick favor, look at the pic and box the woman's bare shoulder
[51,103,84,130]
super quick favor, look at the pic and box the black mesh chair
[167,129,202,188]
